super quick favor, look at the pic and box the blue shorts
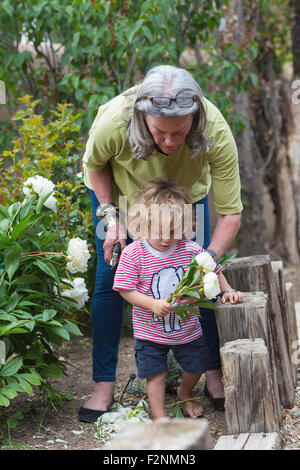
[134,336,209,379]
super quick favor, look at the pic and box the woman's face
[145,114,193,154]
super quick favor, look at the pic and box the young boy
[113,179,243,422]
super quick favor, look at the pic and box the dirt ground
[0,265,299,451]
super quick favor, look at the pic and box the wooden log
[214,432,281,450]
[285,282,299,383]
[215,291,282,424]
[272,262,298,386]
[220,339,282,434]
[223,256,295,409]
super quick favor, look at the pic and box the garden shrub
[0,96,95,411]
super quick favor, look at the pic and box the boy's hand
[151,299,173,317]
[221,290,244,304]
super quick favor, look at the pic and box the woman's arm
[88,167,114,206]
[88,167,127,263]
[207,213,242,259]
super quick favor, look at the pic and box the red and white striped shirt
[113,239,222,345]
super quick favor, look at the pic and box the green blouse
[82,87,243,215]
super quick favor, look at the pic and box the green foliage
[0,97,94,414]
[0,191,88,410]
[0,0,258,149]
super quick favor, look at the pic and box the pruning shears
[110,241,121,269]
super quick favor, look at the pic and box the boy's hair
[127,178,195,241]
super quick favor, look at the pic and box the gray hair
[126,65,213,160]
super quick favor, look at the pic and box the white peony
[23,175,57,212]
[203,272,220,299]
[60,277,89,308]
[66,237,91,274]
[195,251,216,273]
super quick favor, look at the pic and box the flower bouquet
[149,252,221,325]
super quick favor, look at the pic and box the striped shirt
[113,239,222,345]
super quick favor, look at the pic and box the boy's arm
[118,289,173,317]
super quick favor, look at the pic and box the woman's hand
[221,290,243,304]
[103,223,127,264]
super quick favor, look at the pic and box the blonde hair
[127,179,195,241]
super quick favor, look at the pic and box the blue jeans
[90,190,221,382]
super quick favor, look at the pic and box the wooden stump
[285,281,299,384]
[220,338,282,434]
[223,256,295,409]
[215,291,282,424]
[214,433,281,450]
[272,262,298,386]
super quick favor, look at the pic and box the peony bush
[0,97,95,413]
[0,183,92,408]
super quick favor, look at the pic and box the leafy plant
[0,188,89,411]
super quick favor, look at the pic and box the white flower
[203,272,220,299]
[195,251,216,273]
[60,277,89,308]
[66,237,91,274]
[95,400,152,442]
[23,175,57,212]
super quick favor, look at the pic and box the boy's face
[147,236,179,252]
[147,225,179,252]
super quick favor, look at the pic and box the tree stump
[215,291,281,424]
[223,256,295,409]
[214,432,281,450]
[272,262,298,386]
[220,338,282,434]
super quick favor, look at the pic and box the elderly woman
[78,65,242,423]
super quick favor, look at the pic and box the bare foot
[177,386,203,419]
[83,382,114,411]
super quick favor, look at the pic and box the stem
[21,252,66,257]
[165,395,202,409]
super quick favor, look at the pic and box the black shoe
[203,384,225,411]
[78,397,114,423]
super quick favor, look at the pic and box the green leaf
[4,249,21,281]
[64,320,82,337]
[39,363,64,378]
[16,377,33,396]
[0,385,18,400]
[0,218,10,231]
[0,356,23,377]
[42,309,57,322]
[250,72,258,87]
[11,213,41,240]
[0,393,10,406]
[36,191,54,214]
[17,373,41,386]
[49,326,70,341]
[33,259,59,281]
[4,291,22,312]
